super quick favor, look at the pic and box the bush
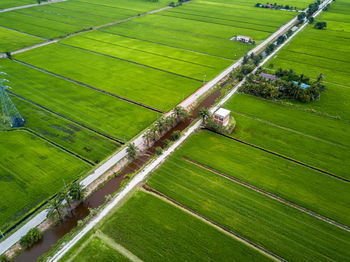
[163,139,170,148]
[0,255,10,262]
[20,228,42,249]
[206,117,224,133]
[171,131,181,141]
[155,146,163,155]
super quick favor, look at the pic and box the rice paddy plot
[0,129,90,232]
[99,191,271,262]
[229,112,350,178]
[14,43,202,112]
[0,0,33,10]
[167,130,350,226]
[227,93,350,151]
[13,96,119,164]
[149,147,350,261]
[61,31,226,81]
[102,20,250,60]
[0,27,42,53]
[1,59,158,141]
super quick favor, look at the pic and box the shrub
[155,146,163,155]
[171,131,181,141]
[0,255,10,262]
[163,139,170,148]
[20,228,42,249]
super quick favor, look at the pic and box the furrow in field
[13,59,163,113]
[182,156,350,232]
[59,42,204,82]
[8,90,124,144]
[142,186,284,262]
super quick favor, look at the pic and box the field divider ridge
[182,156,350,232]
[204,128,350,183]
[0,0,67,13]
[142,185,285,262]
[12,59,163,113]
[24,128,95,166]
[7,90,124,144]
[58,42,204,82]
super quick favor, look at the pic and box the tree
[297,12,306,21]
[242,54,249,64]
[143,129,153,146]
[171,131,181,141]
[173,106,188,122]
[20,228,42,249]
[165,115,176,128]
[47,196,64,221]
[198,107,210,123]
[314,21,327,29]
[308,17,314,24]
[59,186,71,209]
[69,182,85,201]
[317,73,324,82]
[126,143,137,160]
[155,118,166,135]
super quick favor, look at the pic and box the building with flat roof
[236,35,253,43]
[214,108,230,127]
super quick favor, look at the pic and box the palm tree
[143,129,153,146]
[317,73,324,82]
[126,143,137,160]
[47,197,64,221]
[165,115,176,129]
[59,186,71,209]
[69,182,85,201]
[173,106,188,122]
[198,107,210,123]
[155,118,166,135]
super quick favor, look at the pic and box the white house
[236,35,253,43]
[214,108,231,127]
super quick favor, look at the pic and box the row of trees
[47,182,85,221]
[255,2,298,10]
[142,106,188,147]
[239,69,326,103]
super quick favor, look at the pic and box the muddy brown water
[14,87,223,262]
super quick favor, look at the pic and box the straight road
[0,0,66,13]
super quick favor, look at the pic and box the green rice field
[0,0,33,9]
[0,129,90,231]
[61,190,271,262]
[0,27,42,53]
[148,131,350,261]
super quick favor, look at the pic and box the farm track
[182,156,350,232]
[25,128,95,166]
[205,128,350,183]
[59,42,204,83]
[13,59,164,113]
[7,90,124,144]
[0,0,67,13]
[142,185,284,262]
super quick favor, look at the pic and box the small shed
[236,35,253,43]
[214,108,231,127]
[260,73,279,80]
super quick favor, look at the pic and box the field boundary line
[231,109,350,150]
[182,156,350,232]
[13,59,163,113]
[98,30,234,61]
[0,0,67,13]
[205,128,350,183]
[25,128,95,166]
[58,42,204,83]
[95,231,144,262]
[142,185,284,262]
[65,234,95,262]
[69,34,216,69]
[284,49,350,64]
[7,90,124,144]
[0,25,46,40]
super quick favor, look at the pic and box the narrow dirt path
[96,231,143,262]
[142,186,284,262]
[182,157,350,232]
[0,0,67,13]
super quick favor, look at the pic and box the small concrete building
[236,35,253,43]
[214,108,231,127]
